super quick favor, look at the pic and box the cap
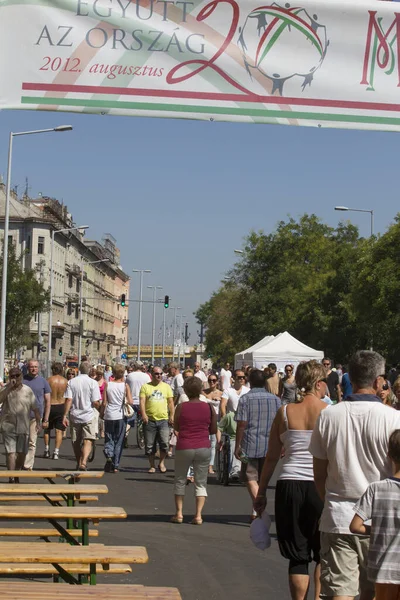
[133,360,143,368]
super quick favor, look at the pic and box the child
[350,429,400,600]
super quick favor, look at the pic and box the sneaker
[43,449,50,459]
[104,458,113,473]
[52,452,59,460]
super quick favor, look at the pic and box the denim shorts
[144,419,169,455]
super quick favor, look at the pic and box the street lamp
[147,285,162,364]
[177,314,187,367]
[78,258,110,365]
[334,206,374,237]
[171,306,182,361]
[47,224,89,375]
[0,125,73,381]
[132,269,151,360]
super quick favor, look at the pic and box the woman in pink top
[172,376,217,525]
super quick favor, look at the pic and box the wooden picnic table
[0,542,148,585]
[0,484,108,506]
[0,505,126,546]
[0,582,182,598]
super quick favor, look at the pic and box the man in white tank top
[310,350,400,600]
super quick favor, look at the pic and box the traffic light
[164,295,169,308]
[120,294,126,307]
[58,347,62,356]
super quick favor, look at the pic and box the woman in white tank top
[254,361,329,600]
[101,364,133,473]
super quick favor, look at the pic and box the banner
[1,0,400,131]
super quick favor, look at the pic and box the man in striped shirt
[235,369,280,517]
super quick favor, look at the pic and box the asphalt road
[0,432,294,599]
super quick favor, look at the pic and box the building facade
[0,185,130,366]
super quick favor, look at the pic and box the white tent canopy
[235,332,324,371]
[235,335,275,369]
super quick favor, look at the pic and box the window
[75,305,79,319]
[37,236,45,255]
[107,344,110,352]
[26,235,31,253]
[8,235,13,247]
[76,279,80,293]
[34,312,38,323]
[67,301,72,316]
[97,341,100,351]
[68,274,73,288]
[70,333,75,347]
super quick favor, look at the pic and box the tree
[197,214,363,363]
[0,243,49,355]
[348,214,400,361]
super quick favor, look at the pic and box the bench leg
[89,563,96,585]
[82,519,89,546]
[51,563,79,585]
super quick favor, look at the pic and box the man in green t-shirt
[217,412,241,481]
[139,367,174,473]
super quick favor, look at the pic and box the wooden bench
[0,495,98,503]
[0,483,108,506]
[0,527,99,538]
[0,470,104,484]
[0,582,182,598]
[0,505,126,546]
[0,542,148,584]
[0,562,130,574]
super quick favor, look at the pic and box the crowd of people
[0,353,400,599]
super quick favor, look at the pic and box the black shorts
[275,479,323,573]
[45,404,65,432]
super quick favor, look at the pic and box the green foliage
[197,213,400,363]
[0,243,49,355]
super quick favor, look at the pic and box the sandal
[158,465,167,473]
[148,467,156,473]
[170,516,183,524]
[191,518,203,525]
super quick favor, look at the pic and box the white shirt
[194,370,208,385]
[104,381,125,420]
[220,368,232,391]
[177,393,208,406]
[309,398,400,534]
[171,373,184,397]
[222,385,250,413]
[126,371,152,405]
[64,374,102,424]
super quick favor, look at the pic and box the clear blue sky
[0,109,397,346]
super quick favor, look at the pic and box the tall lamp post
[147,285,162,364]
[0,125,73,381]
[177,314,186,367]
[171,306,181,361]
[132,269,151,361]
[47,224,89,375]
[78,258,110,365]
[334,206,374,237]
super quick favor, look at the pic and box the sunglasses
[236,375,246,379]
[322,363,330,367]
[154,372,162,376]
[208,378,217,383]
[382,383,389,391]
[285,368,292,372]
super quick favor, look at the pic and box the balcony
[52,324,65,339]
[106,334,116,343]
